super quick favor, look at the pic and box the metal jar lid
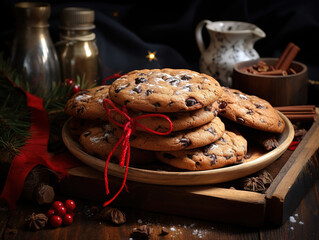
[59,7,95,30]
[14,2,51,27]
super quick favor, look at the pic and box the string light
[146,51,157,62]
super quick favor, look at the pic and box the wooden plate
[62,112,294,186]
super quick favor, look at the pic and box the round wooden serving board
[62,112,294,186]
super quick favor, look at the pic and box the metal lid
[14,2,51,27]
[59,7,95,30]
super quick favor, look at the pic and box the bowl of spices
[232,43,308,106]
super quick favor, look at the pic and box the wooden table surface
[1,111,318,239]
[0,178,318,240]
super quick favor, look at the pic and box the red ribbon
[0,88,79,209]
[102,73,122,85]
[102,98,173,206]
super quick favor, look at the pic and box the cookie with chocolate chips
[79,123,156,165]
[79,124,120,159]
[214,87,285,133]
[155,130,247,171]
[112,116,225,151]
[65,85,110,120]
[68,117,103,139]
[109,68,222,112]
[110,103,218,132]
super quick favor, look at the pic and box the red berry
[46,209,55,218]
[64,199,76,213]
[51,201,64,210]
[65,78,74,86]
[63,214,74,226]
[55,206,67,217]
[49,215,62,228]
[72,84,80,94]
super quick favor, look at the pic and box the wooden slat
[265,119,319,225]
[61,166,266,227]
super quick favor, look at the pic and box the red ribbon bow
[102,98,173,206]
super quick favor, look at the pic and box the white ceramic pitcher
[195,20,266,87]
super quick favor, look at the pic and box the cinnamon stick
[275,105,317,122]
[240,60,297,76]
[275,42,300,71]
[283,115,316,122]
[278,111,315,115]
[257,69,287,75]
[275,105,315,112]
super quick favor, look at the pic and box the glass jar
[10,2,61,97]
[56,7,102,86]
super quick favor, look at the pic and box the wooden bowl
[232,58,308,107]
[62,113,294,186]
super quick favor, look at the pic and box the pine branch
[0,55,31,156]
[0,90,33,148]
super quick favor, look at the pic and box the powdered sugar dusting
[288,213,305,231]
[89,136,102,144]
[289,216,297,223]
[133,217,215,239]
[75,94,92,101]
[168,223,212,239]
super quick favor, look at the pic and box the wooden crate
[57,119,319,227]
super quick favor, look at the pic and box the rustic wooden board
[57,117,319,227]
[265,118,319,225]
[59,166,266,227]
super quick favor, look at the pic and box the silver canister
[56,7,102,86]
[11,2,61,97]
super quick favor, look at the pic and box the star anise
[99,207,126,225]
[25,213,48,231]
[294,127,307,141]
[257,170,273,187]
[131,225,153,239]
[241,177,265,192]
[263,138,279,151]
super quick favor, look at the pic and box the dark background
[1,0,319,89]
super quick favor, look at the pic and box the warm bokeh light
[146,51,157,62]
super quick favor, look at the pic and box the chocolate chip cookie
[214,87,285,133]
[155,130,247,171]
[65,85,110,120]
[79,124,155,165]
[109,68,222,112]
[79,124,120,159]
[110,103,218,132]
[68,117,102,139]
[112,116,225,151]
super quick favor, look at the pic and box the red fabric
[288,140,300,151]
[102,98,173,206]
[0,90,79,209]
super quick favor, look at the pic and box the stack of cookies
[64,68,285,171]
[64,84,155,165]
